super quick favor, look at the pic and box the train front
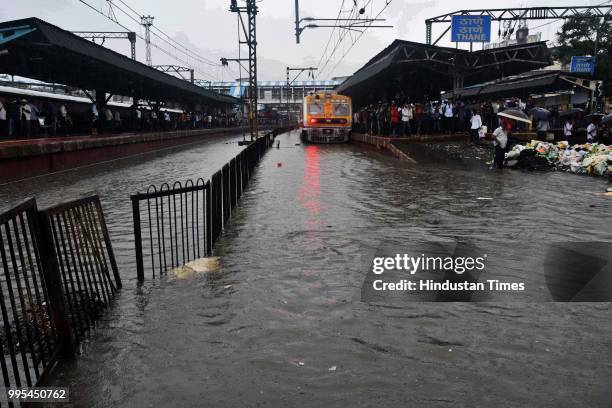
[301,92,351,143]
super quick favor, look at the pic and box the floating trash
[476,197,493,200]
[170,257,221,279]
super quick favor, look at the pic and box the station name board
[570,56,596,75]
[451,15,491,43]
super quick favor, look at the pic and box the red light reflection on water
[297,145,321,227]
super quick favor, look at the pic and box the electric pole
[141,15,154,66]
[229,0,258,142]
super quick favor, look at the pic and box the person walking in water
[492,119,510,169]
[469,110,482,143]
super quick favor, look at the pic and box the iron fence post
[131,196,144,282]
[94,198,122,289]
[206,181,212,256]
[36,212,76,358]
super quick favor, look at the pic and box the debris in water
[298,361,305,366]
[170,265,198,280]
[328,365,337,371]
[170,257,221,279]
[224,284,232,289]
[476,197,493,200]
[277,162,283,167]
[185,257,221,273]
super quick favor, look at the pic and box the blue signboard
[451,15,491,43]
[570,56,596,75]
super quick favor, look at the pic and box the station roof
[336,39,552,104]
[442,70,598,100]
[0,17,237,107]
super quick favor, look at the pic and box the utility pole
[295,0,300,44]
[141,15,154,66]
[286,67,317,124]
[229,0,258,142]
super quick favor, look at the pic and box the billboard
[451,15,492,43]
[570,56,596,75]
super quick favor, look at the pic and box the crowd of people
[351,97,601,139]
[0,96,241,140]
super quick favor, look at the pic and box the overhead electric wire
[315,0,347,72]
[113,0,220,67]
[326,0,394,78]
[316,0,363,78]
[77,0,220,81]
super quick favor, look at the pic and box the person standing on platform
[114,110,121,132]
[362,106,369,134]
[401,102,412,136]
[390,102,400,137]
[433,104,441,134]
[586,119,597,143]
[0,98,7,139]
[19,99,32,138]
[104,107,113,133]
[443,100,454,133]
[564,119,574,145]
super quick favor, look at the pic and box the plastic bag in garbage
[593,160,608,176]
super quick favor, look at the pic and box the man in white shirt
[0,99,7,138]
[443,101,454,133]
[401,103,413,136]
[492,121,509,169]
[469,110,482,143]
[586,120,597,143]
[564,119,574,144]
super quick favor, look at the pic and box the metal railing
[41,196,121,342]
[0,196,120,390]
[131,130,280,281]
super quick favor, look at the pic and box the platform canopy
[336,39,552,106]
[0,17,237,107]
[442,70,598,100]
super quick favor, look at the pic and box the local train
[301,92,351,143]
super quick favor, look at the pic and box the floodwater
[2,130,612,407]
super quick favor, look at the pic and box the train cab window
[309,101,323,115]
[332,102,349,116]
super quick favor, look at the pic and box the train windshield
[308,101,324,115]
[332,102,349,116]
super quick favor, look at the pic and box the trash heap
[504,140,612,176]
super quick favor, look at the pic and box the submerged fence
[131,130,280,281]
[0,196,120,391]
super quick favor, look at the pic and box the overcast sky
[1,0,606,81]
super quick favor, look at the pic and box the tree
[554,14,612,94]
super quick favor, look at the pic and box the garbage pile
[504,140,612,176]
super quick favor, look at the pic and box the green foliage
[554,14,612,93]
